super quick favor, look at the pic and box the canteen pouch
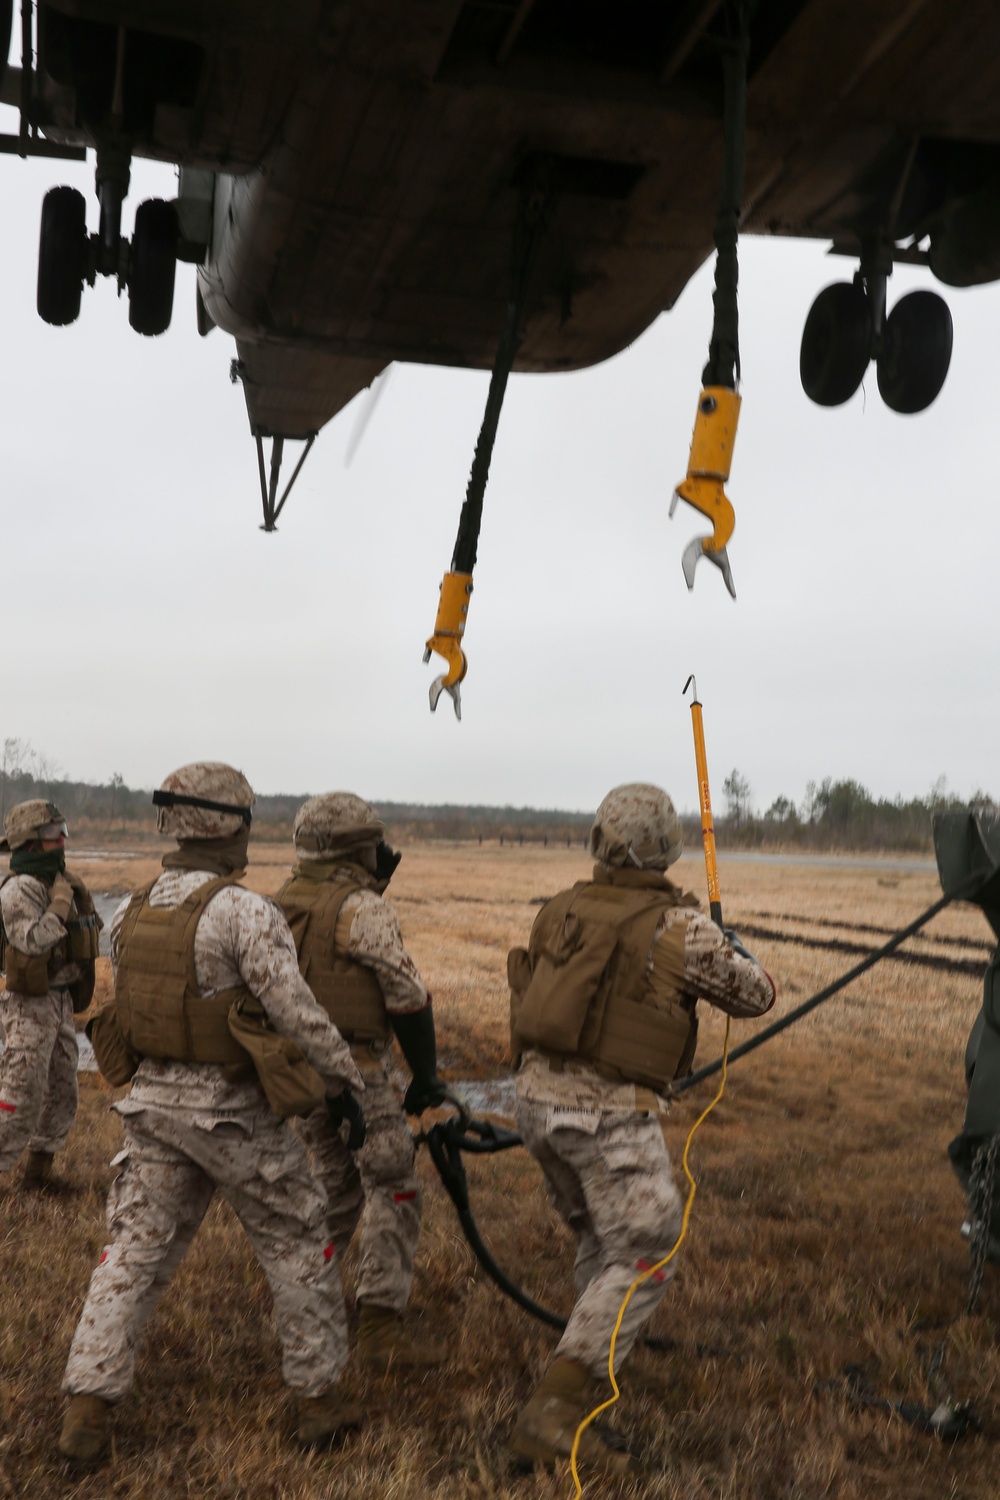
[227,998,327,1119]
[87,1004,140,1087]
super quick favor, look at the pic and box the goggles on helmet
[38,820,69,840]
[152,789,253,827]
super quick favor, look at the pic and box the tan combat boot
[22,1150,54,1189]
[356,1303,447,1373]
[58,1394,111,1465]
[295,1387,364,1447]
[509,1357,638,1476]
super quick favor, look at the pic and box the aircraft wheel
[37,186,88,326]
[876,290,953,414]
[799,281,872,406]
[128,199,178,336]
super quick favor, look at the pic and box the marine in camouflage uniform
[277,792,447,1371]
[58,764,366,1466]
[0,800,101,1190]
[507,783,775,1474]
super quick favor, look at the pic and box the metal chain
[967,1132,999,1316]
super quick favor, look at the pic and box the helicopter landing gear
[36,141,178,336]
[800,257,953,415]
[876,290,953,415]
[37,186,88,326]
[799,280,872,407]
[128,199,178,335]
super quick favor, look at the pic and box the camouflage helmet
[293,791,385,863]
[0,799,68,853]
[590,783,683,871]
[153,762,255,841]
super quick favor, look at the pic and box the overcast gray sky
[1,143,997,819]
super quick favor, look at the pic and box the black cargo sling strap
[423,162,554,716]
[417,1107,680,1355]
[702,0,748,395]
[452,162,552,579]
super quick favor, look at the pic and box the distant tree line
[713,769,996,854]
[1,739,991,853]
[0,740,594,845]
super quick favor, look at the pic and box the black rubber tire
[876,290,954,415]
[128,199,178,336]
[799,281,873,407]
[37,186,87,326]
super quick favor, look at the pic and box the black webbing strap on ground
[450,164,552,575]
[421,1112,678,1353]
[674,887,966,1095]
[423,1114,565,1330]
[701,1,748,391]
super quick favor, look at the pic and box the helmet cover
[293,791,385,863]
[590,783,683,871]
[154,762,255,840]
[1,799,68,852]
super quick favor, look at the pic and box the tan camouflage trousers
[0,989,78,1172]
[515,1101,684,1378]
[63,1105,349,1401]
[299,1059,420,1314]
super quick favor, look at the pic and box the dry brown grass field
[1,841,997,1499]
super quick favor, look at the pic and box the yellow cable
[569,1016,731,1496]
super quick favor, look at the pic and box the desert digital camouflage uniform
[508,783,775,1474]
[279,791,447,1370]
[0,800,97,1185]
[63,874,364,1399]
[295,864,429,1312]
[0,874,83,1172]
[515,907,774,1373]
[59,763,365,1464]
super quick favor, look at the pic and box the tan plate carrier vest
[277,871,389,1045]
[114,875,255,1072]
[508,871,700,1092]
[0,872,101,999]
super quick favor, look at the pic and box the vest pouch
[88,1004,140,1086]
[3,947,53,996]
[67,916,101,962]
[507,946,533,1061]
[514,914,621,1054]
[595,994,694,1092]
[227,1000,327,1119]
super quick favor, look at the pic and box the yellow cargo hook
[423,571,473,720]
[669,386,740,599]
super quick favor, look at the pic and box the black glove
[327,1088,366,1151]
[723,926,759,965]
[391,1006,447,1115]
[374,840,402,887]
